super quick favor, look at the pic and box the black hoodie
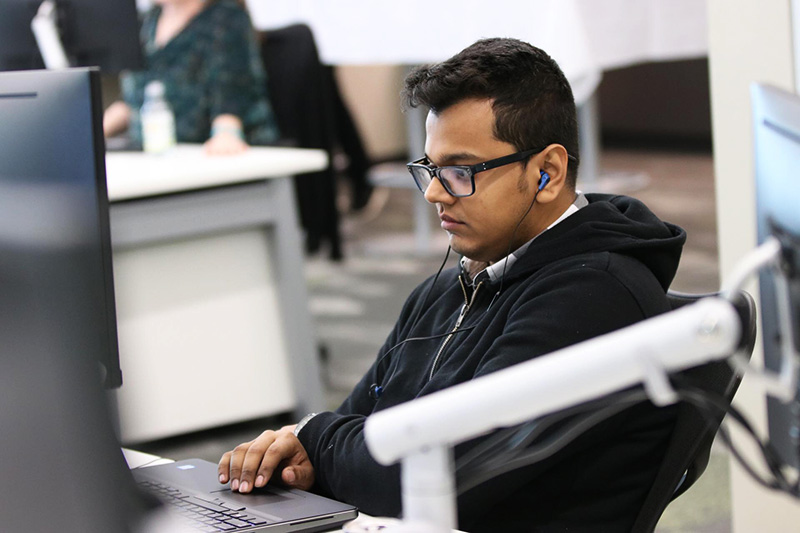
[298,194,687,532]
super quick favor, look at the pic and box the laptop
[132,458,358,532]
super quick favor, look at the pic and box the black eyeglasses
[407,148,551,197]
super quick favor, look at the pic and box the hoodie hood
[505,193,686,291]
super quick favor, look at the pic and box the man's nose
[423,176,453,205]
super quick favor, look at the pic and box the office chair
[259,24,341,259]
[259,24,372,259]
[631,289,757,532]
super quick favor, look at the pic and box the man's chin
[446,235,467,256]
[449,240,507,263]
[447,237,483,262]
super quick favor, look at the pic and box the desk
[108,145,327,443]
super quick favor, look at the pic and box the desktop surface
[105,144,328,201]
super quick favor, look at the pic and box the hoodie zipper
[428,277,484,381]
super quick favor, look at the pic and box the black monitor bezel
[88,67,123,389]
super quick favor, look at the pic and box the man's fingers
[238,435,276,493]
[251,436,294,491]
[281,464,314,491]
[220,429,312,494]
[226,439,257,491]
[262,434,314,490]
[228,444,248,491]
[217,451,232,483]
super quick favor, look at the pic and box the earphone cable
[368,245,457,385]
[494,184,542,302]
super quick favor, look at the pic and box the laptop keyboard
[138,480,271,532]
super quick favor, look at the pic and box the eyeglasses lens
[438,167,473,196]
[409,166,432,192]
[409,166,474,197]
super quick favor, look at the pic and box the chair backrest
[259,24,337,150]
[258,24,342,259]
[631,290,757,532]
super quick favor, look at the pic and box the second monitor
[0,0,142,72]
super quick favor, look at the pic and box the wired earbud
[538,170,550,191]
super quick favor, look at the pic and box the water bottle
[140,80,176,154]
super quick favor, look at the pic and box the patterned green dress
[122,0,279,145]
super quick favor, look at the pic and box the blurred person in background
[103,0,279,154]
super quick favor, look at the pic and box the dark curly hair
[403,38,579,186]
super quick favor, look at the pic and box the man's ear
[532,144,570,204]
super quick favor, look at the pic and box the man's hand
[218,425,315,493]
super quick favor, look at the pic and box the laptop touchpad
[218,487,293,505]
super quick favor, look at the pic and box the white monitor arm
[364,297,740,531]
[363,237,793,532]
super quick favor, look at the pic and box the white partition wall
[113,228,296,442]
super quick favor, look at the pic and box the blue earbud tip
[538,171,550,190]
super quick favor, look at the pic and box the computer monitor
[0,0,142,72]
[0,67,150,531]
[0,67,122,389]
[751,83,800,468]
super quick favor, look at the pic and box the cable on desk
[131,457,167,470]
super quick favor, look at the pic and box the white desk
[106,145,328,201]
[108,145,327,443]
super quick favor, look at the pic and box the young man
[219,38,686,531]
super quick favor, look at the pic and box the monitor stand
[30,0,70,69]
